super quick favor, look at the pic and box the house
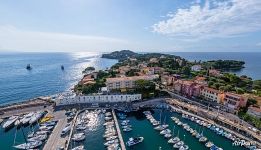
[209,69,221,76]
[118,66,131,75]
[173,80,183,93]
[161,75,177,86]
[223,92,248,111]
[194,76,207,86]
[191,65,202,71]
[105,75,159,90]
[141,67,155,75]
[149,58,158,63]
[153,67,164,74]
[200,87,223,103]
[247,106,261,118]
[181,81,202,97]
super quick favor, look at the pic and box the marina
[0,104,259,150]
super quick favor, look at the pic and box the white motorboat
[2,116,18,129]
[61,123,71,136]
[126,137,144,147]
[72,145,85,150]
[21,112,34,125]
[104,139,119,146]
[160,129,171,135]
[29,112,44,124]
[123,127,132,132]
[199,136,207,142]
[179,145,189,150]
[72,133,86,142]
[164,133,172,138]
[173,141,184,149]
[13,140,42,149]
[28,134,47,142]
[106,136,118,141]
[168,137,180,144]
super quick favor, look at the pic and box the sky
[0,0,261,52]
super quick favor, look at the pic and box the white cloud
[152,0,261,39]
[0,25,129,52]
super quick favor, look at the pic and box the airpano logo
[232,140,256,147]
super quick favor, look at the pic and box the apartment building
[223,92,248,110]
[106,75,159,90]
[200,87,223,103]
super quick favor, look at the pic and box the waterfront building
[191,65,202,71]
[200,87,223,103]
[105,75,159,90]
[55,94,142,106]
[181,81,202,97]
[223,92,248,111]
[247,106,261,118]
[173,80,183,93]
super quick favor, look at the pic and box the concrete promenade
[112,109,126,150]
[168,101,261,148]
[43,110,68,150]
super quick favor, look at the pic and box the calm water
[173,52,261,80]
[119,109,247,150]
[0,124,40,150]
[0,52,117,105]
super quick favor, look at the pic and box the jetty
[43,110,68,150]
[0,97,53,118]
[112,109,126,150]
[65,110,79,150]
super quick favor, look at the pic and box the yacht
[179,145,189,150]
[106,136,118,141]
[160,129,171,135]
[173,141,184,149]
[61,123,71,136]
[71,145,84,150]
[104,139,119,146]
[13,140,42,149]
[29,112,44,124]
[199,136,207,142]
[123,127,132,132]
[26,64,32,70]
[164,133,172,138]
[28,134,47,142]
[205,141,214,148]
[126,137,144,147]
[72,133,86,142]
[168,137,180,144]
[2,116,18,129]
[21,112,34,125]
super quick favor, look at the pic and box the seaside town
[0,50,261,150]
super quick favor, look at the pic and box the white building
[56,94,142,106]
[191,65,202,72]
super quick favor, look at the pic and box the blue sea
[0,52,260,105]
[0,52,118,105]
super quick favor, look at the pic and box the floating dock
[112,109,126,150]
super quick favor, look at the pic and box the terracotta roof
[106,75,158,82]
[203,86,220,93]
